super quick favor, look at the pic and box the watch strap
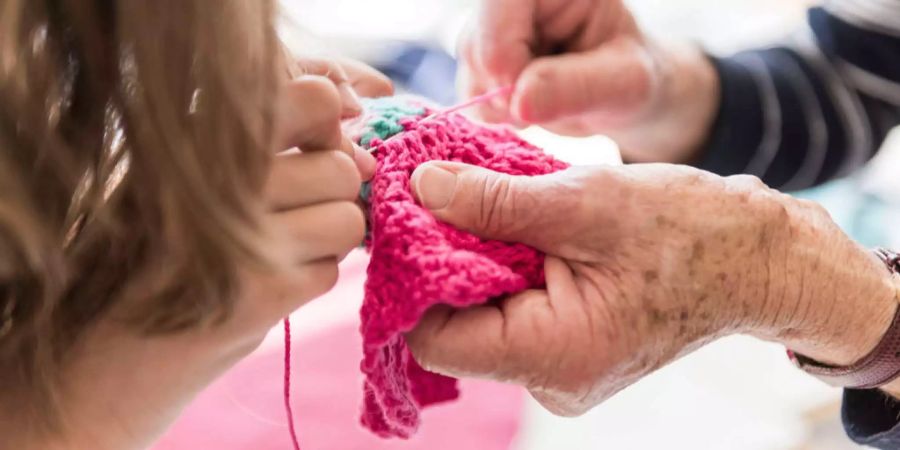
[787,248,900,389]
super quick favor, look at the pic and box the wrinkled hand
[460,0,719,162]
[406,161,897,416]
[53,60,393,450]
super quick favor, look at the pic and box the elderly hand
[460,0,719,163]
[406,161,899,415]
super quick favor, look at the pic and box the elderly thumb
[410,161,539,244]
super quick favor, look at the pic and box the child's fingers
[294,57,363,117]
[264,151,361,211]
[334,58,394,98]
[273,71,374,181]
[237,258,340,326]
[236,199,364,324]
[276,200,366,262]
[284,258,340,310]
[295,57,394,99]
[353,144,376,181]
[275,76,344,152]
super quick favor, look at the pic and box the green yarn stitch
[359,181,372,203]
[357,98,426,243]
[359,99,425,147]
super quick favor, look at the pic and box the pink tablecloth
[154,271,525,449]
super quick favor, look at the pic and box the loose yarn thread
[372,86,513,151]
[283,318,300,450]
[419,85,513,123]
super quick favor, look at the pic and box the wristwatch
[787,248,900,389]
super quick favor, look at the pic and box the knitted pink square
[353,98,568,438]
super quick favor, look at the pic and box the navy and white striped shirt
[695,0,900,192]
[694,1,900,447]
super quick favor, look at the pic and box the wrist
[745,195,898,370]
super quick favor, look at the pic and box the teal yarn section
[356,98,426,243]
[359,181,372,203]
[358,99,426,147]
[357,97,426,203]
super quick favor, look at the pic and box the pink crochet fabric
[356,98,569,438]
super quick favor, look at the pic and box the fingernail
[413,164,457,210]
[509,80,534,123]
[339,83,363,118]
[509,89,529,124]
[353,144,376,181]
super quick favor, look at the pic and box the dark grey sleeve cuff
[691,7,899,191]
[690,55,765,178]
[843,388,900,448]
[691,50,833,190]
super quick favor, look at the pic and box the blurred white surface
[520,127,621,166]
[515,336,839,450]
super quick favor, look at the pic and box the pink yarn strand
[420,85,513,123]
[283,317,301,450]
[374,85,514,151]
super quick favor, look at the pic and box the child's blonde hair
[0,0,279,424]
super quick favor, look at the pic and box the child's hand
[249,68,384,322]
[286,55,394,119]
[41,62,392,450]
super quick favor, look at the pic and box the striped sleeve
[693,0,900,191]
